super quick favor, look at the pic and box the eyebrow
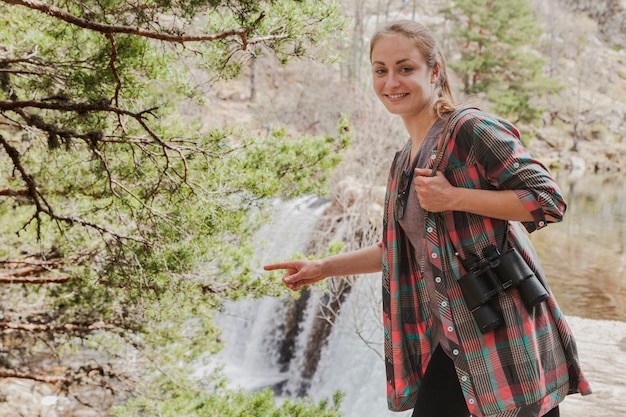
[372,58,411,66]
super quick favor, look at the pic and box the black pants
[411,346,560,417]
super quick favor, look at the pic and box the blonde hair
[370,20,457,118]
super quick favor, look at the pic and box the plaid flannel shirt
[381,108,592,416]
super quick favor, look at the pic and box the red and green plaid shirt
[381,107,592,416]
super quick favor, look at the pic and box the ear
[431,63,440,84]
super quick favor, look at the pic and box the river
[534,172,626,322]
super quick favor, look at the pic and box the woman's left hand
[413,167,456,212]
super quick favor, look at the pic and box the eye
[400,66,413,74]
[374,68,387,75]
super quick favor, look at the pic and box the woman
[264,20,591,417]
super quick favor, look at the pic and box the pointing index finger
[263,262,290,271]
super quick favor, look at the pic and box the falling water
[214,195,329,393]
[213,195,410,416]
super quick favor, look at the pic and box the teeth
[388,94,406,98]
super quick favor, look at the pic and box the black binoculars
[458,244,549,333]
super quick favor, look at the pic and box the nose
[385,71,401,89]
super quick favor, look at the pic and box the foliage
[441,0,560,123]
[0,0,349,414]
[113,387,344,417]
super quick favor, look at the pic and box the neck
[403,110,438,160]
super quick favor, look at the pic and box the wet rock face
[560,0,626,48]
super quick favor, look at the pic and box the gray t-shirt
[397,117,451,355]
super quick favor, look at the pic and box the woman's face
[371,34,437,119]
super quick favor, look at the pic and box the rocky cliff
[561,0,626,48]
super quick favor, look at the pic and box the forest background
[0,0,625,416]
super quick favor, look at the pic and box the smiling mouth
[386,93,408,99]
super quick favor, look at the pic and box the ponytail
[433,49,456,118]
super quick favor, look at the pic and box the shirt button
[441,301,448,307]
[461,376,468,382]
[452,349,459,356]
[435,276,442,283]
[468,398,475,405]
[539,220,545,227]
[431,253,438,259]
[427,227,433,233]
[447,326,454,332]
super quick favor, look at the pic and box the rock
[559,316,626,416]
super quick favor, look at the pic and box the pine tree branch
[2,0,280,48]
[0,187,29,197]
[0,368,67,384]
[0,132,152,245]
[1,262,61,276]
[0,365,117,385]
[0,275,70,284]
[0,321,113,333]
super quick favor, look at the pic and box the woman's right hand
[263,259,325,291]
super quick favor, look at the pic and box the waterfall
[213,196,412,417]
